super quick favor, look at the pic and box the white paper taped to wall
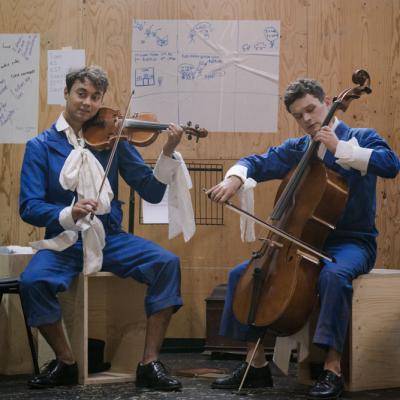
[131,20,280,133]
[0,34,40,143]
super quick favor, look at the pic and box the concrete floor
[1,353,400,400]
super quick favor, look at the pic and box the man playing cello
[206,77,399,399]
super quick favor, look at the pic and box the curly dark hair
[284,78,325,112]
[65,65,109,94]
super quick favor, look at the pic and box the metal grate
[134,162,224,227]
[188,163,224,225]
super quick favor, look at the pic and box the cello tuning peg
[195,124,199,130]
[187,121,192,127]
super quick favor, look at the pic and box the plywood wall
[0,0,399,338]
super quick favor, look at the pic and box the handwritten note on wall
[131,20,280,132]
[48,49,85,105]
[0,34,40,143]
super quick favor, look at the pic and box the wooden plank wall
[0,0,399,338]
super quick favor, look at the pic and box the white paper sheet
[0,34,40,143]
[47,49,85,105]
[131,20,280,132]
[142,188,169,224]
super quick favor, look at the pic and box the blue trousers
[20,232,182,327]
[219,237,375,353]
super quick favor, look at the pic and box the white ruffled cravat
[30,125,113,275]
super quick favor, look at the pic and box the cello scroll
[334,69,372,113]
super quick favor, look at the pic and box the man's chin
[78,112,95,123]
[306,126,319,135]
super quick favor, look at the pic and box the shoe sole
[307,390,343,400]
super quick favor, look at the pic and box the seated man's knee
[161,251,181,275]
[318,267,351,292]
[228,262,248,285]
[19,269,40,295]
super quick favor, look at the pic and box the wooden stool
[38,272,147,385]
[298,269,400,391]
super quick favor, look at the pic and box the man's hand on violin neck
[313,125,339,153]
[206,175,242,203]
[162,123,184,157]
[72,199,98,222]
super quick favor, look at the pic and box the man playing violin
[19,65,186,391]
[207,78,399,399]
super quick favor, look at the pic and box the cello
[231,70,372,336]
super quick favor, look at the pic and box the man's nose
[82,96,92,106]
[303,113,311,122]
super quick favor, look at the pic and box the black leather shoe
[136,360,182,391]
[211,362,273,389]
[308,369,344,399]
[28,359,78,388]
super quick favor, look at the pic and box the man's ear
[64,87,68,100]
[324,96,332,107]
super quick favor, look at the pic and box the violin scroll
[184,121,208,143]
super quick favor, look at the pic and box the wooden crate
[0,251,147,384]
[298,269,400,391]
[0,252,36,375]
[38,272,147,385]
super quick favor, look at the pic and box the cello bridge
[296,249,320,265]
[258,237,283,248]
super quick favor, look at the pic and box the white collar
[55,113,84,146]
[332,117,340,132]
[55,113,71,132]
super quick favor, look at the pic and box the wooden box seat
[38,272,147,385]
[298,268,400,391]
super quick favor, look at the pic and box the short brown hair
[284,78,325,112]
[65,65,109,94]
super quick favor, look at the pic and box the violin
[82,107,208,150]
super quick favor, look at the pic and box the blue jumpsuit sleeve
[19,139,65,230]
[237,137,308,182]
[359,130,400,178]
[117,141,167,204]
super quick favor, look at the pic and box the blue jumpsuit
[219,121,399,352]
[19,124,183,327]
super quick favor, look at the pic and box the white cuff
[153,151,181,184]
[335,138,372,175]
[59,206,80,231]
[225,164,248,183]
